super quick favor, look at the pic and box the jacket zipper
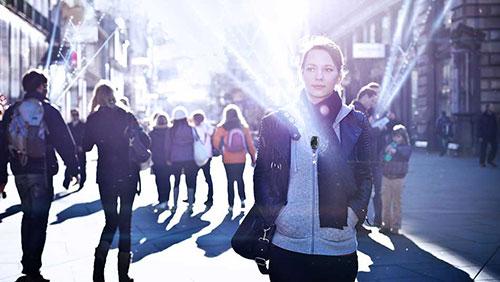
[311,147,317,253]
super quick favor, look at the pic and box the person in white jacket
[192,110,216,205]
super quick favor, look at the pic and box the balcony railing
[3,0,52,32]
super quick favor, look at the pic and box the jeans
[480,139,497,164]
[223,163,245,207]
[199,158,214,200]
[153,165,171,203]
[269,245,358,282]
[98,179,136,252]
[14,174,54,275]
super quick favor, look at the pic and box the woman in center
[253,36,372,281]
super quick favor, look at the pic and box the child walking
[380,124,412,235]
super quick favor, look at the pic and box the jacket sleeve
[46,106,79,176]
[0,107,13,184]
[349,114,373,223]
[82,115,95,152]
[212,127,224,151]
[394,144,412,161]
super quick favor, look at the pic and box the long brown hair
[217,104,249,130]
[90,80,116,113]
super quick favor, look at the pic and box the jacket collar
[24,91,49,103]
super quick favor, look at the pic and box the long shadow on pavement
[1,190,86,224]
[196,211,245,257]
[357,233,473,281]
[0,204,22,223]
[50,199,102,225]
[126,205,212,262]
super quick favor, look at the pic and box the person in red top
[213,104,256,212]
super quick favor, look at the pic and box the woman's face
[302,48,339,101]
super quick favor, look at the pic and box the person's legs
[487,140,497,164]
[312,252,358,282]
[171,163,182,210]
[234,163,246,206]
[392,178,404,232]
[381,176,392,232]
[79,152,87,188]
[480,139,488,165]
[154,165,169,203]
[269,245,308,282]
[15,174,53,277]
[202,158,214,203]
[117,181,136,281]
[185,161,199,211]
[224,164,235,208]
[98,184,119,246]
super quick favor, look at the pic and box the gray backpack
[8,98,48,166]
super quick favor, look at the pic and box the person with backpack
[83,80,150,282]
[0,69,79,282]
[213,104,256,212]
[192,110,215,206]
[149,113,172,209]
[63,109,86,190]
[166,106,198,213]
[380,124,412,235]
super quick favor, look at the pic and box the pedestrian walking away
[246,36,371,282]
[63,108,87,190]
[167,106,198,213]
[149,113,172,209]
[478,103,498,167]
[83,80,150,282]
[0,69,80,282]
[192,110,215,206]
[213,104,256,213]
[351,82,382,231]
[435,111,453,157]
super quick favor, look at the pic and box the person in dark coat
[435,111,453,156]
[83,80,150,282]
[167,106,197,213]
[478,103,498,167]
[251,36,371,282]
[351,82,382,230]
[0,69,79,282]
[149,113,172,209]
[63,108,86,189]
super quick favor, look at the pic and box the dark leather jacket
[254,107,372,227]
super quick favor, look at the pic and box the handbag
[231,205,276,275]
[193,128,210,166]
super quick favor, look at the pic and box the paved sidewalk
[0,151,499,281]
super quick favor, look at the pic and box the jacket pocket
[274,204,310,239]
[318,207,357,242]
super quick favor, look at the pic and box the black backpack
[125,117,151,167]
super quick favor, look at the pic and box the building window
[10,25,21,99]
[382,15,391,44]
[370,22,376,43]
[0,18,9,98]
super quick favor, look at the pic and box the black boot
[118,252,134,282]
[93,241,110,282]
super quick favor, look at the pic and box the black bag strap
[254,225,275,274]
